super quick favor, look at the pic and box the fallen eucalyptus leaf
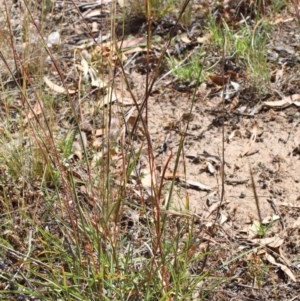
[263,94,300,108]
[265,253,296,282]
[251,236,284,249]
[179,178,212,191]
[43,76,76,94]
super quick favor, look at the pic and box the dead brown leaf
[197,33,211,44]
[263,94,300,108]
[265,253,296,282]
[209,74,230,86]
[178,178,212,191]
[24,102,44,124]
[251,236,284,249]
[43,76,76,94]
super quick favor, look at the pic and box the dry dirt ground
[1,0,300,300]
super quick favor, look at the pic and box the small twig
[213,19,227,226]
[285,112,300,144]
[267,198,285,230]
[249,163,262,224]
